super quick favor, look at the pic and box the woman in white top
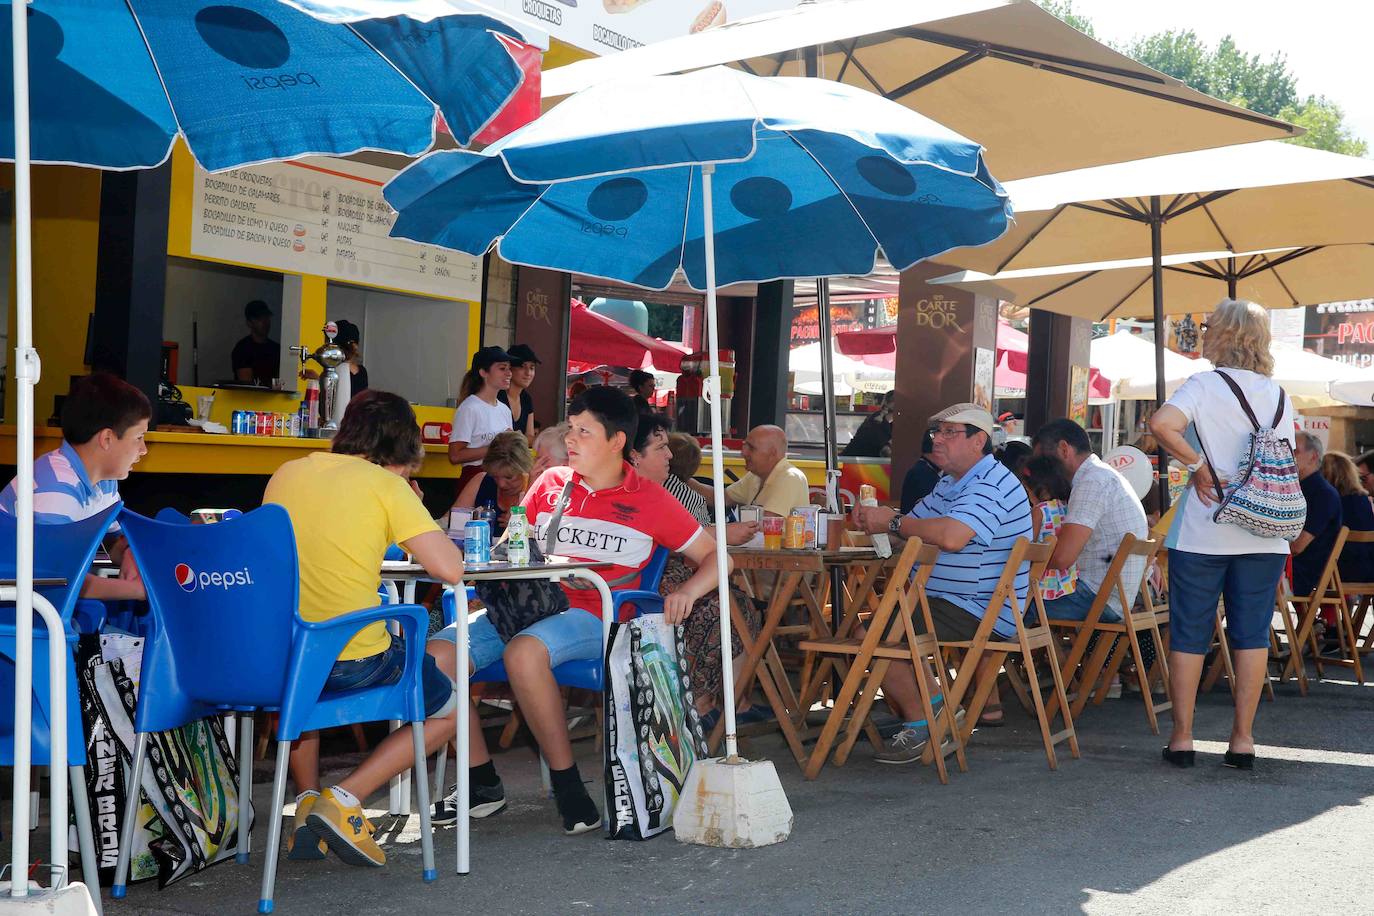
[448,346,514,490]
[1150,299,1296,772]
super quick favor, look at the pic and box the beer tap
[290,322,346,436]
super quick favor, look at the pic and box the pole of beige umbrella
[1228,257,1239,299]
[674,163,793,849]
[1150,195,1170,511]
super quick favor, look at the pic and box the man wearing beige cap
[852,402,1033,763]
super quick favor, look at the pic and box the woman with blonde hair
[1150,299,1296,771]
[453,430,532,537]
[1321,450,1374,586]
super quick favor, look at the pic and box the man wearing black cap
[448,346,514,485]
[499,343,540,445]
[232,299,281,385]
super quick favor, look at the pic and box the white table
[379,557,613,875]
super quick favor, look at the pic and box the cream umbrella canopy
[942,142,1374,274]
[932,244,1374,321]
[542,0,1299,181]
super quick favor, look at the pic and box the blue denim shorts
[432,607,603,672]
[1037,584,1122,624]
[1168,549,1287,654]
[324,634,455,719]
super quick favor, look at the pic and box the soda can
[243,410,256,435]
[230,410,242,434]
[464,520,491,565]
[290,412,302,437]
[274,412,285,437]
[257,411,271,436]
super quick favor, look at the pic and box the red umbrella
[837,318,1030,368]
[569,299,688,372]
[996,351,1111,399]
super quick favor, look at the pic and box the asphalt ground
[11,668,1374,916]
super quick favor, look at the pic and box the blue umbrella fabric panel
[385,134,1011,291]
[0,0,528,171]
[0,0,179,170]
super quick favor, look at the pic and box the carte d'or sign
[190,156,482,302]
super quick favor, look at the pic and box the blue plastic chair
[111,507,438,913]
[0,502,121,914]
[432,548,669,799]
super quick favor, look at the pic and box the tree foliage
[1034,4,1368,155]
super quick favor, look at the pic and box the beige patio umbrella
[542,0,1298,181]
[932,244,1374,320]
[943,141,1374,274]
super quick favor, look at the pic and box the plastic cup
[762,515,784,550]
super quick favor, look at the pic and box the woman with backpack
[1150,299,1299,772]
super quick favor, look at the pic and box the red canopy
[995,351,1112,400]
[837,319,1029,367]
[568,299,688,373]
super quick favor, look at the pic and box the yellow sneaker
[306,789,385,868]
[286,792,327,861]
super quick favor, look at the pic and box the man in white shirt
[691,425,810,517]
[1031,419,1148,622]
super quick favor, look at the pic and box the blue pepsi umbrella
[385,67,1010,290]
[383,66,1011,766]
[1,0,534,171]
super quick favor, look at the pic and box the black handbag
[474,480,575,643]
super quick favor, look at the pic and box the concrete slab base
[0,882,98,915]
[673,757,793,848]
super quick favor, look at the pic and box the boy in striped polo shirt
[0,373,150,600]
[852,402,1032,764]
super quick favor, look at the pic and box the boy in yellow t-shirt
[264,390,465,868]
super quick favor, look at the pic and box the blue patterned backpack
[1200,371,1306,541]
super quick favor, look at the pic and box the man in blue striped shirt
[0,373,150,600]
[853,402,1032,763]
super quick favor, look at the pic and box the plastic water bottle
[506,506,529,566]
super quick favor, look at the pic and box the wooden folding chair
[1331,529,1374,683]
[938,538,1079,770]
[797,538,965,782]
[1276,527,1349,688]
[1044,534,1172,734]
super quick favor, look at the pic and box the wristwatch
[1186,458,1206,473]
[887,514,904,536]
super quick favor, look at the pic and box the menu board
[189,157,482,302]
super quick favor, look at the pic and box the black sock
[548,763,585,797]
[470,760,499,789]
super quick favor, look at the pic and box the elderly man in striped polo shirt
[852,402,1033,764]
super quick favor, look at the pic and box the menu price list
[190,157,482,302]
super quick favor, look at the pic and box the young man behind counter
[232,299,282,386]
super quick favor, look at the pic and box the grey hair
[533,422,569,464]
[1296,431,1324,459]
[1205,299,1274,376]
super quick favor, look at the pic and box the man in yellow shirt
[264,390,465,868]
[691,424,811,517]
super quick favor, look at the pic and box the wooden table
[718,546,886,765]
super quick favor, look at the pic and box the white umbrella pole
[10,0,49,893]
[674,166,792,849]
[699,164,739,760]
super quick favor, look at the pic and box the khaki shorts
[916,597,987,642]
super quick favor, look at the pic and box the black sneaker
[554,787,600,836]
[431,779,507,826]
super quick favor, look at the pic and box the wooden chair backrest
[888,541,940,645]
[948,536,1034,646]
[1019,538,1056,633]
[1309,526,1350,600]
[865,536,934,644]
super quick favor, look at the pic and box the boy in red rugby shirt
[433,386,723,834]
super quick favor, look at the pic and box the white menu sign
[189,156,482,303]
